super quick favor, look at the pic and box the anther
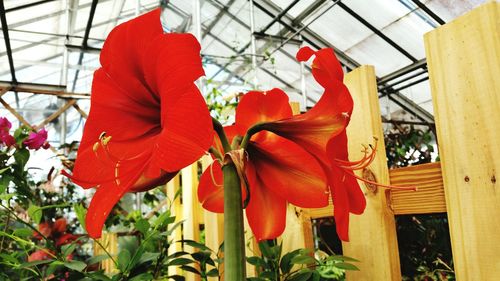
[99,132,107,140]
[101,136,112,146]
[93,142,100,152]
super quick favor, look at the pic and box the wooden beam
[72,103,88,118]
[93,232,118,274]
[35,99,76,130]
[388,162,446,215]
[0,96,33,128]
[424,2,500,279]
[342,65,401,280]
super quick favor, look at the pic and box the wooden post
[200,156,224,281]
[181,164,202,281]
[93,232,118,274]
[166,175,182,277]
[424,2,500,279]
[342,65,401,280]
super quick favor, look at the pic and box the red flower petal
[198,161,224,213]
[296,46,315,62]
[262,85,351,164]
[245,162,287,241]
[53,218,67,234]
[247,137,328,208]
[235,89,292,142]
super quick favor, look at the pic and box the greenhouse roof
[0,0,486,144]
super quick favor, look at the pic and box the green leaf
[73,203,87,230]
[19,259,54,268]
[62,243,78,257]
[280,249,301,274]
[13,148,29,169]
[0,174,10,193]
[137,252,160,265]
[206,268,219,277]
[167,275,185,281]
[246,256,266,268]
[117,249,131,272]
[63,260,87,272]
[169,258,194,266]
[12,228,33,238]
[0,167,9,175]
[129,273,154,281]
[86,254,110,265]
[289,269,312,281]
[180,265,200,275]
[327,255,360,263]
[27,205,42,224]
[333,262,360,271]
[291,254,315,265]
[166,251,189,261]
[135,218,150,236]
[179,239,211,252]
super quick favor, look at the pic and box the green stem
[240,123,266,149]
[223,163,246,280]
[212,117,231,153]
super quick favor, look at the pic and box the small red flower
[23,128,50,150]
[28,249,54,262]
[65,9,213,238]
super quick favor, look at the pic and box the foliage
[384,123,435,169]
[396,214,454,281]
[205,79,239,124]
[246,240,359,281]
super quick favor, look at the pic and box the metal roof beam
[5,0,57,13]
[411,0,445,25]
[336,1,417,62]
[388,93,434,123]
[0,1,17,83]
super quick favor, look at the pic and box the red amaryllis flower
[24,128,50,150]
[64,9,213,238]
[198,88,330,241]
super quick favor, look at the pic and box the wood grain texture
[200,156,224,281]
[181,164,202,281]
[93,232,118,274]
[342,65,401,281]
[389,162,446,214]
[424,2,500,279]
[166,175,183,277]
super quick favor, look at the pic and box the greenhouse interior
[0,0,498,280]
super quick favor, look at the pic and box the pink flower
[0,117,15,147]
[23,128,50,150]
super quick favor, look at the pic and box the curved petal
[297,47,344,88]
[235,89,292,142]
[245,162,287,241]
[198,161,224,213]
[247,136,328,208]
[85,154,150,238]
[262,86,351,164]
[328,167,350,242]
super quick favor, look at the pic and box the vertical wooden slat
[342,65,401,280]
[181,164,201,281]
[201,156,224,281]
[166,175,182,277]
[93,232,118,274]
[424,2,500,279]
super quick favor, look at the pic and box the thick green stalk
[223,163,246,280]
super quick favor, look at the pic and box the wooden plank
[166,175,182,277]
[35,99,76,130]
[424,2,500,279]
[93,232,118,274]
[200,156,224,281]
[342,65,401,281]
[388,162,446,215]
[181,163,201,281]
